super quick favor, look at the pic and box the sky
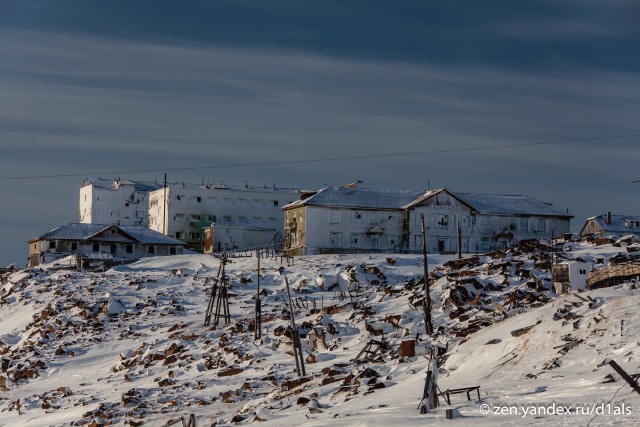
[0,0,638,267]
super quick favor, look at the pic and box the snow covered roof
[82,178,162,192]
[585,214,640,235]
[284,186,572,218]
[31,223,186,246]
[451,192,573,217]
[283,186,424,210]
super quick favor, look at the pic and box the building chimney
[606,211,612,225]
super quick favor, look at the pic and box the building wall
[284,203,571,255]
[472,214,570,252]
[80,182,150,226]
[287,206,405,255]
[408,194,474,253]
[28,238,183,267]
[148,185,298,251]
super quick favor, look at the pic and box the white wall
[409,194,473,253]
[148,185,298,249]
[80,182,150,226]
[303,206,405,253]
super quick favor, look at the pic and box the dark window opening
[148,246,155,254]
[93,243,100,252]
[126,244,133,254]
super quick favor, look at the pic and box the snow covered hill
[1,242,639,426]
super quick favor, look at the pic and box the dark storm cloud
[0,1,638,265]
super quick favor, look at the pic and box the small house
[28,223,187,267]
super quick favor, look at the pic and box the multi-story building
[79,178,162,226]
[147,183,300,252]
[283,186,573,255]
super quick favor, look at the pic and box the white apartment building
[147,183,300,252]
[79,178,162,227]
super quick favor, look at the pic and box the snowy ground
[1,241,639,426]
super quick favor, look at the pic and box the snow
[1,241,640,426]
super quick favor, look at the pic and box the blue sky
[0,0,639,266]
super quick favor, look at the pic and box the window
[191,196,201,203]
[207,215,216,222]
[437,214,449,228]
[170,247,176,255]
[176,195,184,201]
[49,241,56,250]
[253,199,263,207]
[175,232,182,239]
[126,244,133,254]
[150,199,159,207]
[71,242,78,251]
[352,211,362,223]
[518,217,528,231]
[148,246,155,254]
[191,214,201,221]
[253,217,262,225]
[93,243,100,252]
[238,199,247,206]
[238,216,247,224]
[273,200,279,207]
[350,233,360,248]
[222,215,232,224]
[371,236,380,249]
[189,232,201,240]
[535,218,546,232]
[175,213,185,221]
[224,198,233,206]
[370,212,378,224]
[329,232,342,247]
[330,209,342,224]
[207,197,218,205]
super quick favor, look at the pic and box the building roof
[284,186,572,218]
[30,223,186,246]
[583,214,640,235]
[82,178,163,192]
[283,186,424,210]
[451,192,573,217]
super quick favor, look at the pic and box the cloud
[0,27,638,264]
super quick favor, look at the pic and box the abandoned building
[28,223,187,267]
[80,178,162,227]
[146,182,300,252]
[282,186,572,255]
[580,212,640,238]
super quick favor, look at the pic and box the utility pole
[162,173,167,235]
[254,246,262,340]
[457,220,462,259]
[421,213,433,336]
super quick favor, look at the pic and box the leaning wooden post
[609,360,640,394]
[284,273,306,377]
[421,213,434,336]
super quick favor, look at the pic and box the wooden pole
[162,173,167,235]
[421,214,433,336]
[284,274,306,377]
[255,246,262,340]
[457,220,462,259]
[609,360,640,394]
